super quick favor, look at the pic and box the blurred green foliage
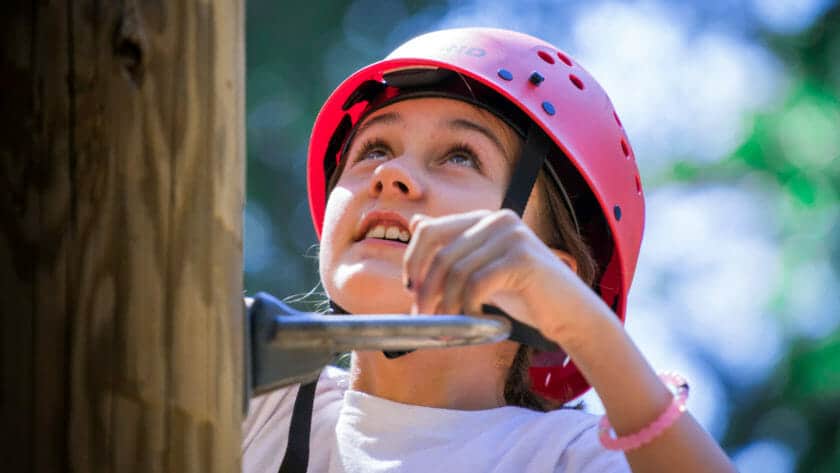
[245,2,840,471]
[688,6,840,472]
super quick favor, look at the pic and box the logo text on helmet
[440,44,486,58]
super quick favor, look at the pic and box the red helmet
[307,28,645,402]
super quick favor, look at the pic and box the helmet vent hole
[620,139,630,158]
[569,74,584,90]
[537,50,555,64]
[614,205,622,221]
[613,110,622,127]
[635,175,642,195]
[557,52,573,66]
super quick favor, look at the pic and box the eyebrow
[354,111,402,140]
[446,118,511,162]
[352,111,512,162]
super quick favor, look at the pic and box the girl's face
[320,97,523,314]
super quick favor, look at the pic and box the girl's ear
[549,248,579,275]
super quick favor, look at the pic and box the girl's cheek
[322,186,355,235]
[320,187,355,264]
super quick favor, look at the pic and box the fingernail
[411,303,418,315]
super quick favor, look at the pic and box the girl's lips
[357,238,408,248]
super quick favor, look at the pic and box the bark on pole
[0,1,245,471]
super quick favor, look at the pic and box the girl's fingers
[461,254,523,318]
[403,209,491,290]
[435,228,515,315]
[414,216,510,313]
[412,210,525,315]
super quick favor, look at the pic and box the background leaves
[245,2,840,471]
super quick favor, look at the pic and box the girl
[243,28,735,472]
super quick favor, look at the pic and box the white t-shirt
[242,367,630,473]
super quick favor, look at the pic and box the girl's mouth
[356,211,413,243]
[364,223,411,243]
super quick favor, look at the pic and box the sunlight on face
[318,98,521,314]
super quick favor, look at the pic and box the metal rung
[269,314,511,351]
[245,293,512,402]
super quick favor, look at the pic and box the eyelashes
[352,138,390,163]
[350,138,484,171]
[445,142,482,170]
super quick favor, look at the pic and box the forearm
[547,300,736,473]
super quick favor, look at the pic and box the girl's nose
[369,160,424,199]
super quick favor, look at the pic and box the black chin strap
[501,124,551,216]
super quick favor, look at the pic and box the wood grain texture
[0,1,245,471]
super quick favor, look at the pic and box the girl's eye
[353,139,390,163]
[444,144,481,170]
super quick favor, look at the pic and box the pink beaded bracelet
[598,372,689,451]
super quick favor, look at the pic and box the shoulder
[243,366,348,437]
[316,364,352,398]
[502,406,600,443]
[542,409,630,473]
[488,407,629,473]
[310,365,350,429]
[438,406,628,473]
[241,366,349,472]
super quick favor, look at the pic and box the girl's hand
[402,209,604,341]
[404,210,737,473]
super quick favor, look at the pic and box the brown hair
[502,171,599,411]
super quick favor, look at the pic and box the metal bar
[268,314,512,351]
[245,293,514,401]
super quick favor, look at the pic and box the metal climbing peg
[243,292,511,410]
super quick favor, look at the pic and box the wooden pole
[0,1,245,471]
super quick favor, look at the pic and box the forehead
[363,96,496,121]
[354,97,521,156]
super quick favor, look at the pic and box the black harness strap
[278,379,318,473]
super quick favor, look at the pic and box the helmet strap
[500,123,551,218]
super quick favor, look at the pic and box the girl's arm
[403,209,736,473]
[539,279,736,473]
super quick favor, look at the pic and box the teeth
[366,225,386,239]
[364,223,411,242]
[385,226,401,240]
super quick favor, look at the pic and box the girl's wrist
[599,372,690,451]
[536,285,619,353]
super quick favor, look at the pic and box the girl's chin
[326,265,412,314]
